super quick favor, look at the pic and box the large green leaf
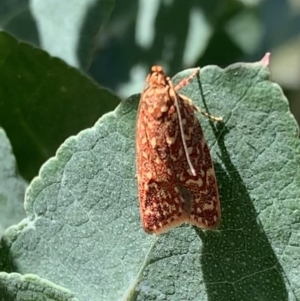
[1,59,299,300]
[0,31,120,180]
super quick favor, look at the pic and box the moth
[136,65,221,234]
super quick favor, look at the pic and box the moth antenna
[167,77,196,177]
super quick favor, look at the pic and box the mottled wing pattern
[174,95,220,229]
[136,79,188,234]
[136,66,220,234]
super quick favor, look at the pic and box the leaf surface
[0,272,79,301]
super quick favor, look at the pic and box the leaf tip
[259,52,271,67]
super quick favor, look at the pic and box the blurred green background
[0,0,300,180]
[2,0,300,105]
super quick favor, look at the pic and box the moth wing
[140,178,189,234]
[136,101,189,234]
[176,95,221,229]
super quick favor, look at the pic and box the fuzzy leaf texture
[0,58,299,301]
[0,272,79,301]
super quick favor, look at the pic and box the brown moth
[136,65,221,234]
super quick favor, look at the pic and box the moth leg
[179,94,222,122]
[174,68,200,91]
[196,107,222,122]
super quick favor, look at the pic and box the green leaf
[1,60,299,300]
[0,128,26,237]
[0,31,120,180]
[30,0,115,69]
[0,272,79,301]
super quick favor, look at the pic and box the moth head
[146,65,170,87]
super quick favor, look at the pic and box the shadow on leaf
[195,122,288,301]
